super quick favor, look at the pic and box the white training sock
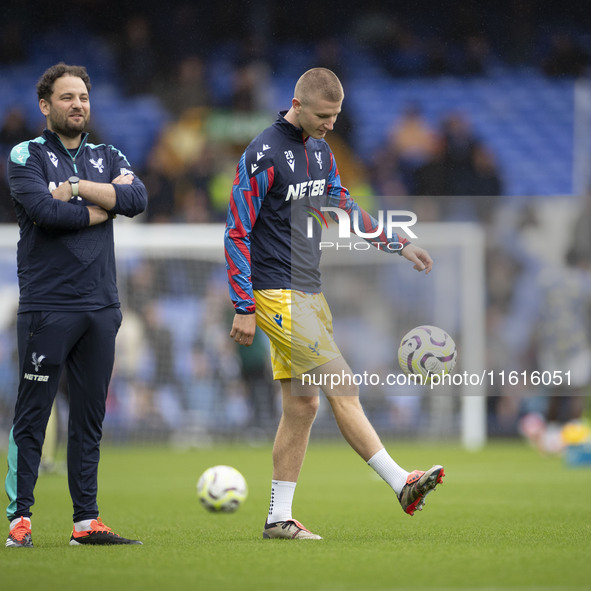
[267,480,296,523]
[367,448,409,495]
[10,517,30,530]
[73,519,95,532]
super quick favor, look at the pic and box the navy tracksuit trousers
[6,307,122,522]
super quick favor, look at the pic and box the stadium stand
[0,2,590,443]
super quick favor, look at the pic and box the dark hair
[36,63,91,101]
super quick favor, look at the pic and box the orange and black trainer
[69,518,142,546]
[398,465,445,516]
[6,516,33,548]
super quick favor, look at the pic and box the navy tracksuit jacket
[5,129,147,522]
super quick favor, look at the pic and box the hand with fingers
[229,313,257,346]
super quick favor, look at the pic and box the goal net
[0,222,485,449]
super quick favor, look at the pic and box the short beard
[49,115,87,138]
[53,122,86,138]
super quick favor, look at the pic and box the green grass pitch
[1,441,590,590]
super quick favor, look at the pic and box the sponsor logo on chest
[285,179,326,201]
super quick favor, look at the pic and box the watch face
[69,176,79,184]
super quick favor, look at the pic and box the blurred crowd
[0,0,590,446]
[1,2,590,224]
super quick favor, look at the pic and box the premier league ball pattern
[197,465,248,513]
[398,325,457,381]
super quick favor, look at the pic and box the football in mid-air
[197,465,248,513]
[398,325,457,381]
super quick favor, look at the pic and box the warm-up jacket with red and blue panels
[224,112,408,314]
[8,129,147,312]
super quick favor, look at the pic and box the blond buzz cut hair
[294,68,344,105]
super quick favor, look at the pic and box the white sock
[10,517,30,530]
[74,519,95,532]
[267,480,296,523]
[367,448,409,495]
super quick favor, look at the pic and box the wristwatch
[68,176,80,197]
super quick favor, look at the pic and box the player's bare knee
[326,393,362,413]
[283,395,319,424]
[322,381,359,398]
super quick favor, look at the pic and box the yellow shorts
[254,289,342,380]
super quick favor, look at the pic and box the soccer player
[224,68,444,540]
[5,63,147,547]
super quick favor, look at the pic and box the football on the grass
[197,465,248,513]
[398,325,457,381]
